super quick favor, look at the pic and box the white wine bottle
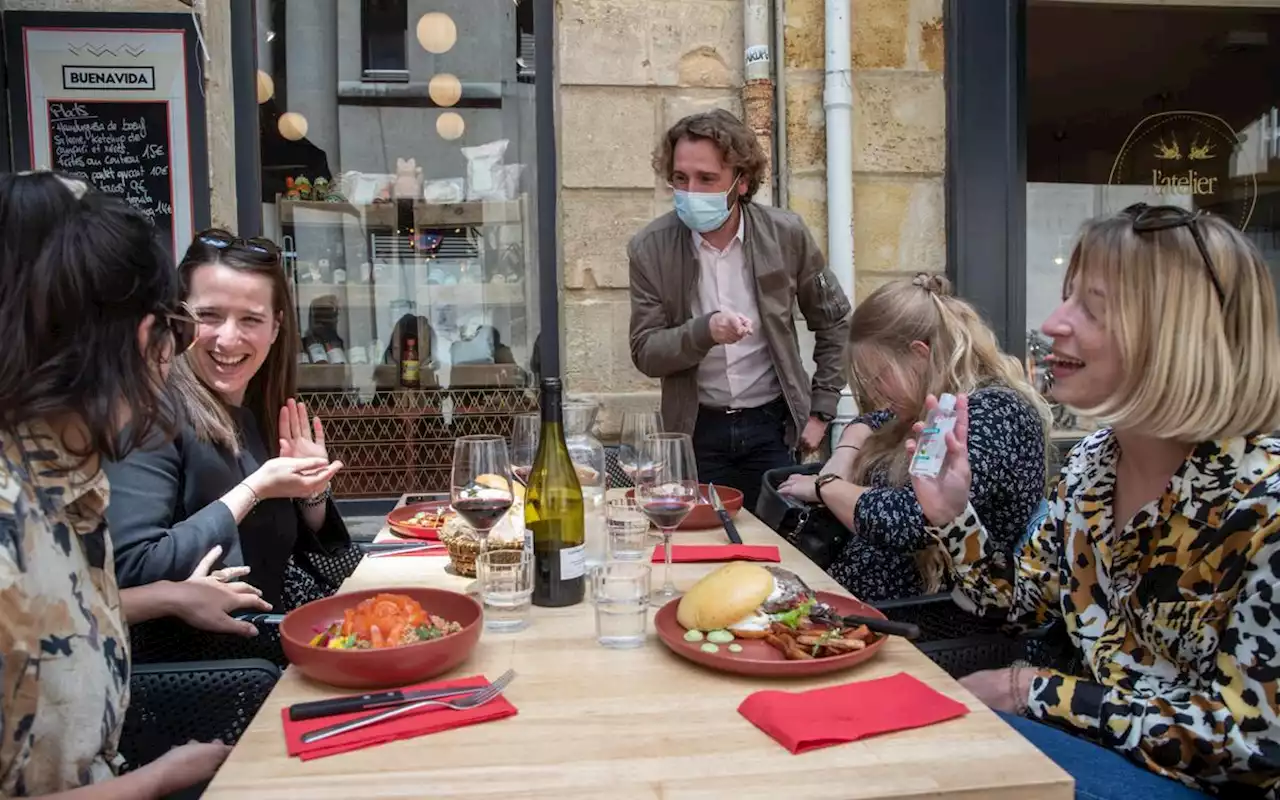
[526,377,585,607]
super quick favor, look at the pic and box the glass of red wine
[634,432,697,605]
[450,435,515,557]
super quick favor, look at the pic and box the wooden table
[204,502,1072,799]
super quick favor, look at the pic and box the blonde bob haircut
[1064,207,1280,440]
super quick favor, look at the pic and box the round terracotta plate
[624,483,744,531]
[386,500,452,541]
[654,590,888,677]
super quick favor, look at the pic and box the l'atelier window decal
[1108,111,1257,231]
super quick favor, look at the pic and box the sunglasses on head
[1121,203,1225,305]
[196,228,281,260]
[162,303,199,354]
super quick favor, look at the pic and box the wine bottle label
[523,528,533,557]
[326,346,348,365]
[348,345,368,364]
[307,342,328,363]
[402,359,420,382]
[560,544,586,580]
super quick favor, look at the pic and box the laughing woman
[911,205,1280,798]
[105,230,355,662]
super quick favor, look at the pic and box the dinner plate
[386,500,452,541]
[654,590,888,677]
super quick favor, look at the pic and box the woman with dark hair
[105,229,354,662]
[0,172,271,796]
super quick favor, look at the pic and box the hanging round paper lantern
[278,111,309,141]
[416,12,457,54]
[436,112,465,141]
[428,73,462,107]
[256,70,274,104]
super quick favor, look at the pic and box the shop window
[1026,1,1280,437]
[361,0,408,81]
[258,0,542,497]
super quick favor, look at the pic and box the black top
[105,405,349,608]
[827,386,1046,602]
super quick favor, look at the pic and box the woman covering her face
[912,204,1280,799]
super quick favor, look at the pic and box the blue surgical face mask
[673,180,738,233]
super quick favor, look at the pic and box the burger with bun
[676,562,814,639]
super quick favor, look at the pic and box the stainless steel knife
[708,483,744,545]
[287,682,484,721]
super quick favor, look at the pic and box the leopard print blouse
[928,429,1280,797]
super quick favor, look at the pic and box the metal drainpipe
[824,0,855,304]
[743,0,775,206]
[772,0,788,208]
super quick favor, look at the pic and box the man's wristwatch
[814,473,841,506]
[811,410,834,424]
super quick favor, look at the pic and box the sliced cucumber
[727,643,744,653]
[706,630,735,644]
[699,642,720,653]
[683,630,705,642]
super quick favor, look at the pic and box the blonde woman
[779,275,1052,601]
[911,204,1280,798]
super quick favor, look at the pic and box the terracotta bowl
[625,483,744,531]
[280,587,483,689]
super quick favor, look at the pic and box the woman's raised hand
[905,393,973,528]
[278,398,327,461]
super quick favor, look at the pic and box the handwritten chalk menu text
[48,99,174,242]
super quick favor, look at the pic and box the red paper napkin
[651,544,781,563]
[282,674,517,760]
[737,672,968,753]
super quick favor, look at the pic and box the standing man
[628,109,851,513]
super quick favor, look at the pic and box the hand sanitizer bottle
[909,393,958,479]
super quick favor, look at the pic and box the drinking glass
[618,411,662,483]
[450,435,515,557]
[478,550,533,632]
[591,562,651,648]
[509,412,539,486]
[605,497,651,561]
[634,432,697,605]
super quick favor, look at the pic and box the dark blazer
[105,405,349,608]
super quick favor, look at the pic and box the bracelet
[239,481,260,510]
[1009,660,1032,716]
[834,444,860,451]
[814,473,841,507]
[297,484,331,508]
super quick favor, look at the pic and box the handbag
[757,464,853,570]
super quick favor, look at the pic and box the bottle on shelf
[324,334,348,365]
[305,335,329,364]
[526,377,586,608]
[400,336,421,388]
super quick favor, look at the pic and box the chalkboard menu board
[48,99,175,243]
[4,11,210,256]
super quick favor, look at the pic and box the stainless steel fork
[301,668,517,744]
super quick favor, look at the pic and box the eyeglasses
[195,228,281,260]
[1121,203,1225,305]
[163,303,200,353]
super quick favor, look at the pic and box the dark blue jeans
[692,396,795,514]
[996,712,1213,800]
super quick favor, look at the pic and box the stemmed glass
[634,432,698,605]
[450,435,515,557]
[508,412,539,486]
[619,411,662,483]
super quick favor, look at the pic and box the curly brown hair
[652,109,768,202]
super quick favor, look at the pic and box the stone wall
[3,0,239,229]
[784,0,946,301]
[557,0,745,433]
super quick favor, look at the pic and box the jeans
[692,396,795,514]
[996,712,1213,800]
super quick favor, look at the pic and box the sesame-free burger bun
[676,562,775,632]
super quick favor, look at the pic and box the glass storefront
[1025,1,1280,436]
[255,0,541,496]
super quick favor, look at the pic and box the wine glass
[509,412,539,486]
[451,435,515,557]
[634,432,698,605]
[619,411,662,483]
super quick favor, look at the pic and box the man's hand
[799,416,828,453]
[709,311,752,345]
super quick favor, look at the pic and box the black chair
[121,658,280,777]
[605,444,633,488]
[756,463,1030,678]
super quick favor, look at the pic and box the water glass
[591,562,651,648]
[477,550,533,633]
[605,497,651,561]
